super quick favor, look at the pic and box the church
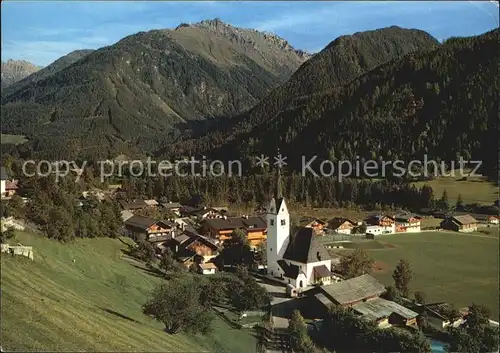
[266,170,334,289]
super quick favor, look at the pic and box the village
[1,164,499,353]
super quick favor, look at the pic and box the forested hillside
[1,19,309,160]
[170,29,499,174]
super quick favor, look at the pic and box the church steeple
[275,148,283,201]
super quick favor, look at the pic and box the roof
[352,297,418,321]
[124,215,172,230]
[119,200,148,210]
[394,213,421,222]
[173,233,191,245]
[451,215,478,225]
[203,216,267,231]
[174,230,219,249]
[277,260,300,279]
[313,265,332,278]
[424,302,463,321]
[283,227,330,264]
[0,167,9,180]
[160,202,182,209]
[144,200,159,207]
[319,274,386,306]
[365,214,395,222]
[199,262,218,270]
[5,180,18,190]
[299,217,327,227]
[121,210,134,222]
[328,217,356,229]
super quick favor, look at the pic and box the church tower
[266,159,290,277]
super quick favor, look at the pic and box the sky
[2,1,499,66]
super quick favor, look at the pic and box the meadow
[0,231,257,352]
[0,134,28,145]
[342,231,499,319]
[412,171,498,205]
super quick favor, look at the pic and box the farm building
[307,274,417,328]
[201,215,267,247]
[440,215,479,232]
[394,213,421,233]
[364,214,396,234]
[124,215,175,244]
[487,216,499,225]
[424,302,466,329]
[198,262,218,275]
[327,217,357,234]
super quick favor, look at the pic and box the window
[270,219,274,226]
[281,219,286,226]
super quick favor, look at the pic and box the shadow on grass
[99,307,141,324]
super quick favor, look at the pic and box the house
[201,216,267,248]
[327,217,357,234]
[394,213,421,233]
[192,207,225,221]
[170,230,220,263]
[4,180,18,198]
[364,214,396,234]
[299,217,327,235]
[198,262,218,275]
[81,190,106,202]
[487,216,499,225]
[160,201,182,216]
[120,210,134,222]
[309,274,417,328]
[124,215,175,244]
[424,302,466,329]
[440,215,479,232]
[119,200,149,211]
[144,199,159,208]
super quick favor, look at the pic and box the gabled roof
[328,217,356,229]
[352,297,418,321]
[299,217,327,227]
[160,202,182,209]
[424,302,463,321]
[313,265,332,278]
[119,199,148,210]
[283,227,330,264]
[199,262,218,270]
[124,215,172,231]
[394,213,421,222]
[365,214,395,222]
[277,260,300,279]
[451,215,478,225]
[319,274,386,306]
[203,216,267,231]
[120,210,134,222]
[174,230,219,250]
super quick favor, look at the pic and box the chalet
[440,215,479,232]
[364,214,396,234]
[198,262,218,275]
[424,302,466,329]
[394,213,421,233]
[487,216,499,225]
[309,274,417,328]
[160,201,182,216]
[201,216,267,247]
[327,217,357,235]
[170,230,220,263]
[119,200,149,211]
[299,217,327,235]
[124,215,175,244]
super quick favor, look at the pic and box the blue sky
[2,1,499,66]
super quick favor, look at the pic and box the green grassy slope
[1,231,257,352]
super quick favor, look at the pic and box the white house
[0,167,7,198]
[366,225,386,236]
[198,262,217,275]
[266,171,333,289]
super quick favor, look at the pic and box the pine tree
[392,259,413,298]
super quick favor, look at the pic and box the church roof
[283,227,330,264]
[277,259,300,279]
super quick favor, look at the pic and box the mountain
[164,26,440,155]
[1,19,310,159]
[2,49,94,97]
[1,59,42,89]
[189,29,499,173]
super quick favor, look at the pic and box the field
[332,231,499,319]
[1,231,257,352]
[0,134,28,145]
[412,171,498,205]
